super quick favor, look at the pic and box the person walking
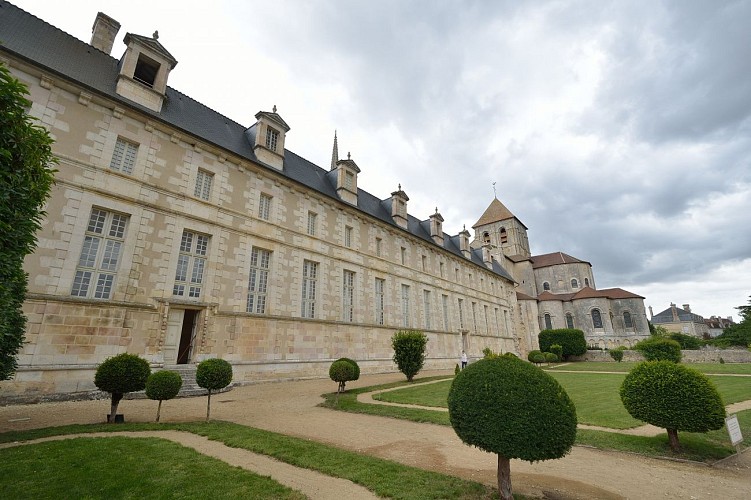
[461,350,468,370]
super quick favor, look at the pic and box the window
[544,313,553,330]
[584,278,590,287]
[71,208,128,299]
[345,171,354,190]
[194,169,213,200]
[307,211,317,236]
[400,247,406,265]
[134,53,159,87]
[375,278,385,325]
[623,311,633,329]
[458,298,465,329]
[592,308,603,329]
[266,126,279,151]
[421,255,427,271]
[423,290,431,329]
[246,247,271,314]
[495,308,501,335]
[566,313,574,329]
[439,262,444,278]
[109,138,138,175]
[442,294,450,330]
[500,227,508,244]
[343,270,355,322]
[344,226,353,248]
[173,230,209,298]
[301,260,318,318]
[471,302,478,332]
[543,281,551,291]
[258,193,272,221]
[571,278,579,288]
[482,231,490,244]
[401,284,411,327]
[484,305,490,334]
[375,237,382,257]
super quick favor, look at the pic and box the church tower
[471,197,531,259]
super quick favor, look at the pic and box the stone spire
[330,130,339,171]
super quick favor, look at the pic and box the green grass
[373,379,453,408]
[0,421,497,500]
[547,361,751,374]
[0,436,304,499]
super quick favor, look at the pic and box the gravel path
[1,370,750,499]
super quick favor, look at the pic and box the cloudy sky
[14,0,751,320]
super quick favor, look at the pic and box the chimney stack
[90,12,120,55]
[648,306,653,319]
[682,304,691,312]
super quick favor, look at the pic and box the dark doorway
[177,309,199,364]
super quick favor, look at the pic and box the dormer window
[345,171,354,190]
[266,127,279,152]
[134,53,160,87]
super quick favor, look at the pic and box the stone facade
[650,303,710,338]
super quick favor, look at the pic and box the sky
[13,0,751,320]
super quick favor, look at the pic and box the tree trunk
[667,428,681,452]
[156,400,163,422]
[109,392,123,423]
[206,390,212,422]
[497,454,512,500]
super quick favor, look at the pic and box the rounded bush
[337,357,360,381]
[448,356,577,462]
[196,358,233,392]
[527,350,543,363]
[538,329,587,360]
[95,353,151,396]
[609,347,625,362]
[620,361,725,434]
[146,370,183,401]
[329,359,355,390]
[391,330,428,381]
[634,337,682,362]
[549,344,563,361]
[531,353,546,365]
[544,352,558,363]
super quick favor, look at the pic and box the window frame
[343,270,355,322]
[173,230,210,298]
[258,193,272,221]
[247,247,271,314]
[301,260,318,318]
[109,137,138,175]
[194,169,213,201]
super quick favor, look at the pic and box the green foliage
[454,363,460,375]
[0,63,57,380]
[609,347,625,362]
[634,337,682,362]
[650,325,671,337]
[544,352,558,363]
[667,332,702,350]
[527,349,543,363]
[196,358,233,392]
[719,357,725,364]
[338,357,360,381]
[448,356,577,462]
[710,297,751,347]
[620,361,726,450]
[329,360,356,393]
[538,329,587,360]
[94,353,151,422]
[482,347,502,359]
[146,371,183,401]
[549,344,563,361]
[391,330,428,382]
[503,352,518,359]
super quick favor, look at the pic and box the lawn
[0,421,497,500]
[546,361,751,374]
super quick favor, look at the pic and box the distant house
[650,303,709,339]
[704,316,735,338]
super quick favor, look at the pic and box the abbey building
[0,2,648,399]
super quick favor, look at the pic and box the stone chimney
[482,245,493,268]
[648,306,653,319]
[90,12,120,55]
[671,303,679,322]
[459,225,471,259]
[390,184,409,229]
[429,208,444,245]
[682,304,691,313]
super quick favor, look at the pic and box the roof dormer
[246,106,290,171]
[429,208,444,245]
[115,30,177,112]
[459,225,471,259]
[334,152,360,205]
[390,184,409,229]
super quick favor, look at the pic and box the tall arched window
[584,278,590,287]
[571,278,579,288]
[543,281,551,291]
[623,311,633,329]
[544,313,552,330]
[500,227,508,244]
[592,309,603,329]
[565,313,574,329]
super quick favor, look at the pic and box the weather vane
[492,181,497,198]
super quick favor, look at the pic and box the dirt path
[0,431,377,500]
[1,370,750,499]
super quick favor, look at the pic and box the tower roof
[472,198,526,229]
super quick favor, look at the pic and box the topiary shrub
[527,350,543,363]
[145,370,183,422]
[196,358,233,422]
[503,352,518,359]
[544,352,558,364]
[448,356,577,500]
[620,361,725,452]
[538,329,587,360]
[609,347,625,362]
[329,359,356,393]
[94,353,151,423]
[531,353,546,365]
[549,344,563,362]
[391,330,428,382]
[634,337,682,362]
[454,363,461,375]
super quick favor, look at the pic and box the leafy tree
[391,330,428,382]
[634,337,682,362]
[0,63,56,380]
[544,352,558,364]
[650,324,671,337]
[145,370,183,422]
[94,353,151,423]
[666,332,702,350]
[196,358,233,422]
[526,349,543,363]
[538,329,587,360]
[448,356,577,500]
[329,358,359,393]
[620,361,725,452]
[609,346,625,362]
[549,344,563,361]
[712,296,751,347]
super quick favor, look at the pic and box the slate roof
[530,251,591,269]
[0,1,515,284]
[652,305,705,324]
